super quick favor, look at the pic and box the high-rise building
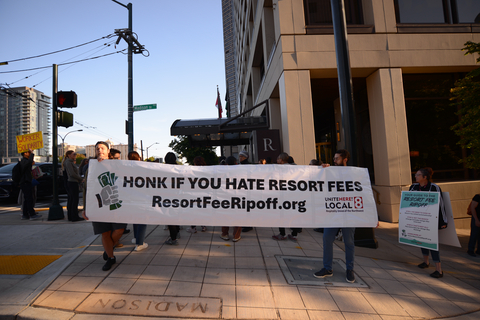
[0,86,51,164]
[222,0,238,118]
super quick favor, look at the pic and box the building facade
[222,0,239,118]
[230,0,480,227]
[0,86,51,163]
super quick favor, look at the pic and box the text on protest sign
[16,131,44,153]
[86,161,378,228]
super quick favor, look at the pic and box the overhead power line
[0,34,115,65]
[0,49,126,74]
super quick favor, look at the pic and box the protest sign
[16,131,43,153]
[85,160,378,227]
[399,191,439,250]
[439,192,461,247]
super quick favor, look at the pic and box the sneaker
[102,257,116,271]
[346,269,355,283]
[201,226,207,232]
[272,234,287,241]
[165,238,178,245]
[430,270,443,278]
[186,227,197,234]
[21,216,29,220]
[131,238,136,244]
[313,228,323,233]
[135,243,149,251]
[220,233,230,241]
[313,268,333,278]
[163,225,168,230]
[233,236,241,242]
[123,229,130,234]
[335,230,343,241]
[103,251,108,260]
[287,234,297,242]
[418,262,430,269]
[29,214,42,220]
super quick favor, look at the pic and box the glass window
[404,74,466,181]
[456,0,480,23]
[396,0,445,23]
[304,0,363,25]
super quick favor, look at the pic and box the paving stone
[164,280,203,296]
[236,286,275,308]
[204,268,236,285]
[127,279,168,296]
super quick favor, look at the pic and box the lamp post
[146,142,159,160]
[58,129,83,159]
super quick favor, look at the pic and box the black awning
[170,100,269,147]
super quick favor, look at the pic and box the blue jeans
[323,228,355,271]
[468,215,480,253]
[133,224,147,245]
[421,248,440,263]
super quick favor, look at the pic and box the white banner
[399,191,439,250]
[85,160,378,227]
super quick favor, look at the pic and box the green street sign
[133,103,157,112]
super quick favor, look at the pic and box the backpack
[12,161,22,186]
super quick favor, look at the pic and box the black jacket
[19,153,34,185]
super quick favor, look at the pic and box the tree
[169,136,218,165]
[450,41,480,169]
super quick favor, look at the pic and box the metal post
[48,64,64,220]
[127,3,134,153]
[330,0,357,165]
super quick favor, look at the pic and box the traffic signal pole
[48,64,65,220]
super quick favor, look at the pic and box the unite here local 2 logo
[324,196,364,211]
[95,171,122,210]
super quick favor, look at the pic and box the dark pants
[421,248,440,263]
[134,224,147,245]
[279,228,302,236]
[21,182,35,218]
[468,216,480,253]
[67,181,79,221]
[168,225,180,240]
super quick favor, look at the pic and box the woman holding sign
[409,168,447,278]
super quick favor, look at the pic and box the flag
[225,83,230,118]
[215,87,222,119]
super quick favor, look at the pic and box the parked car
[0,162,67,201]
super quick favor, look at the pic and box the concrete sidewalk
[1,204,480,320]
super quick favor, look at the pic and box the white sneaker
[134,243,148,251]
[186,227,197,234]
[163,225,168,230]
[131,238,136,244]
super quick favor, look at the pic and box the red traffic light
[57,91,77,108]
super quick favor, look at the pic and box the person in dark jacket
[20,149,42,220]
[409,167,447,278]
[64,150,84,222]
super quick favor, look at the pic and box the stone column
[278,70,316,165]
[367,68,411,222]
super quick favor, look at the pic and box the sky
[0,0,226,160]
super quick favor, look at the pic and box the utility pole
[48,64,64,220]
[112,1,148,153]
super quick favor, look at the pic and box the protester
[313,149,356,283]
[128,151,148,251]
[19,149,42,220]
[409,167,447,278]
[221,156,242,242]
[79,158,89,177]
[61,152,70,198]
[272,152,302,242]
[467,193,480,257]
[164,152,181,245]
[186,156,208,233]
[110,148,121,160]
[64,150,84,222]
[239,151,253,232]
[83,141,127,271]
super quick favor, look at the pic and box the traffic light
[57,91,77,108]
[57,111,74,128]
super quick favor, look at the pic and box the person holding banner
[164,152,181,245]
[467,194,480,257]
[409,168,447,278]
[314,149,356,283]
[221,156,242,242]
[128,151,148,251]
[82,141,127,271]
[64,150,85,222]
[19,149,42,221]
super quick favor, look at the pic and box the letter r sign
[263,138,276,151]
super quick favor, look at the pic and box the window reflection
[456,0,480,23]
[396,0,445,23]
